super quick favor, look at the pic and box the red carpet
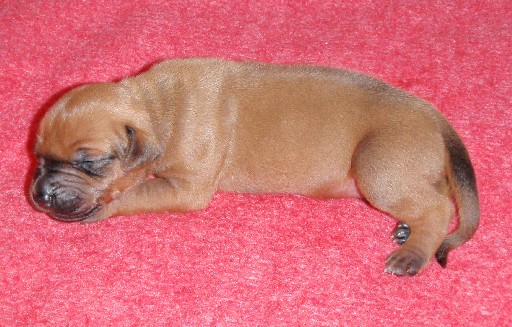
[1,1,511,325]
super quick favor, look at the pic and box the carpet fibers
[0,1,511,326]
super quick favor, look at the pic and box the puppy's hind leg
[353,132,454,276]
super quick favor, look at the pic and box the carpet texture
[1,1,511,326]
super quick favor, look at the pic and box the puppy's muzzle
[31,169,99,222]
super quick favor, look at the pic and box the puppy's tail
[435,122,480,267]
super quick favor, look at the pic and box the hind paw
[385,248,427,276]
[391,222,411,245]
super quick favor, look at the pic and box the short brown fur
[30,58,479,276]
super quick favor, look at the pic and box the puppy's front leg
[83,178,214,223]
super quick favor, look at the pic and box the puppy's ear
[122,125,162,169]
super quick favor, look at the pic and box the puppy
[30,58,479,276]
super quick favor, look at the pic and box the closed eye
[72,156,114,176]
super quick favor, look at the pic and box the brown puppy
[30,58,479,276]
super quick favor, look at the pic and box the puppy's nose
[32,180,55,208]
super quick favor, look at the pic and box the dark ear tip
[122,124,161,169]
[125,125,134,136]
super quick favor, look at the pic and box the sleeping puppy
[30,58,479,276]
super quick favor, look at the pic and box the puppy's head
[30,82,161,222]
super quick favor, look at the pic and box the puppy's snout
[31,174,88,220]
[32,179,55,209]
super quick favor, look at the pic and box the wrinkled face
[30,83,160,222]
[31,148,120,221]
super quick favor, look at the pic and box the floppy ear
[122,125,162,169]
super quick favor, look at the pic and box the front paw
[384,248,427,276]
[80,207,111,224]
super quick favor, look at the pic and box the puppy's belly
[310,177,362,198]
[218,169,360,198]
